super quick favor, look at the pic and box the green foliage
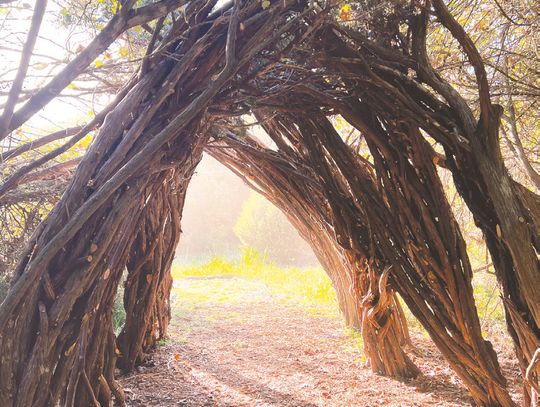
[472,272,507,337]
[1,201,54,276]
[172,247,337,309]
[233,192,317,266]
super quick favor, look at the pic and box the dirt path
[120,277,518,407]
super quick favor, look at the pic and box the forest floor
[119,277,522,407]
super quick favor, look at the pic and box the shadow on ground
[120,277,519,406]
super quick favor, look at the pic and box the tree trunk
[209,105,515,405]
[208,130,418,379]
[446,106,540,405]
[117,136,205,372]
[0,2,317,404]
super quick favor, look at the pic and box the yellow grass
[172,247,338,309]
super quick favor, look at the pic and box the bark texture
[0,2,315,405]
[208,105,514,406]
[117,136,205,372]
[0,1,538,406]
[209,133,415,378]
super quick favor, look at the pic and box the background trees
[234,192,318,266]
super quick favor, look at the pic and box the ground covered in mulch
[119,277,522,407]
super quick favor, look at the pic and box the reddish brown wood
[209,130,418,379]
[208,106,515,405]
[0,3,319,405]
[118,135,206,372]
[1,1,537,406]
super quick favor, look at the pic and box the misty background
[176,154,319,267]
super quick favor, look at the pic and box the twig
[1,126,82,163]
[6,0,185,133]
[0,0,47,141]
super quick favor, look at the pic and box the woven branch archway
[0,1,538,406]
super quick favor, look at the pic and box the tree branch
[6,0,186,133]
[1,126,82,164]
[0,0,47,141]
[0,74,137,201]
[431,0,493,129]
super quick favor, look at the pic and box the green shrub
[472,272,506,337]
[234,192,317,266]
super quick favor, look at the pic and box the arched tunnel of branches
[0,0,538,406]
